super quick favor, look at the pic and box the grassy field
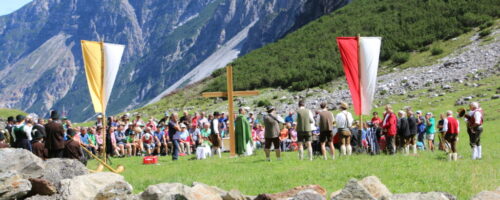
[89,74,500,199]
[0,108,27,119]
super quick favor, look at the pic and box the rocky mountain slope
[132,22,500,119]
[0,0,349,121]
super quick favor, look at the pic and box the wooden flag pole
[100,40,107,164]
[226,66,236,157]
[357,34,363,125]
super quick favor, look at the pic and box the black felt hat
[16,115,25,122]
[50,110,60,120]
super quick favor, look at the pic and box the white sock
[453,153,458,161]
[216,148,221,158]
[323,154,327,160]
[308,148,313,161]
[471,146,477,160]
[476,145,483,159]
[299,149,304,160]
[347,145,352,156]
[412,145,417,154]
[448,153,453,161]
[340,145,346,156]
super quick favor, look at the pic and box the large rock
[358,176,391,199]
[0,170,32,200]
[471,187,500,200]
[384,192,456,200]
[28,178,57,196]
[190,182,224,200]
[94,180,134,200]
[0,148,45,178]
[41,158,88,190]
[223,189,252,200]
[255,185,326,200]
[331,179,375,200]
[292,189,326,200]
[59,172,132,200]
[140,183,196,200]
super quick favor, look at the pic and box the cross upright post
[202,65,259,157]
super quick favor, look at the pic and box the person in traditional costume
[318,102,335,160]
[31,129,47,159]
[209,112,222,158]
[63,129,83,162]
[397,111,411,155]
[443,110,460,161]
[336,102,354,156]
[406,109,418,154]
[464,102,484,160]
[12,115,33,151]
[263,106,283,161]
[296,100,314,160]
[45,110,65,158]
[235,108,253,156]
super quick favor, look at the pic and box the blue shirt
[81,134,89,145]
[154,131,164,141]
[285,115,294,123]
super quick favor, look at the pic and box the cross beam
[202,65,259,156]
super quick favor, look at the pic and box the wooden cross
[202,65,259,156]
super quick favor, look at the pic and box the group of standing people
[0,100,484,163]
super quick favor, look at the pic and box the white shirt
[212,119,219,134]
[467,110,482,125]
[336,110,354,129]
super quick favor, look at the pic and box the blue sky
[0,0,32,16]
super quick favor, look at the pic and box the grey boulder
[0,170,32,200]
[0,148,45,179]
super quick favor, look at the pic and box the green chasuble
[235,114,252,155]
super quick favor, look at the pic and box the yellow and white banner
[81,40,125,114]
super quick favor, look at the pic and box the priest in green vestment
[235,108,253,156]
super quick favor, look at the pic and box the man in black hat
[0,130,10,148]
[31,129,47,159]
[45,110,65,158]
[263,106,284,161]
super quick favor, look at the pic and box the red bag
[143,156,158,164]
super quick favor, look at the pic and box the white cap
[180,123,187,128]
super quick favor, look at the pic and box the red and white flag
[336,37,382,115]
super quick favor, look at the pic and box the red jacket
[382,112,397,136]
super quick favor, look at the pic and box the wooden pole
[100,40,107,164]
[357,34,363,124]
[226,65,236,157]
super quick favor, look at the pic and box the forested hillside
[206,0,499,92]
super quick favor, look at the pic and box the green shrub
[256,99,272,107]
[479,29,491,38]
[431,48,444,56]
[392,52,410,64]
[204,0,499,92]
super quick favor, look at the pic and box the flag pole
[357,33,363,126]
[100,40,107,164]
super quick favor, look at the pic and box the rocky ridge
[1,148,497,200]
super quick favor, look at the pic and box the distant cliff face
[0,0,349,121]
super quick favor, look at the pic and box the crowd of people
[0,100,484,163]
